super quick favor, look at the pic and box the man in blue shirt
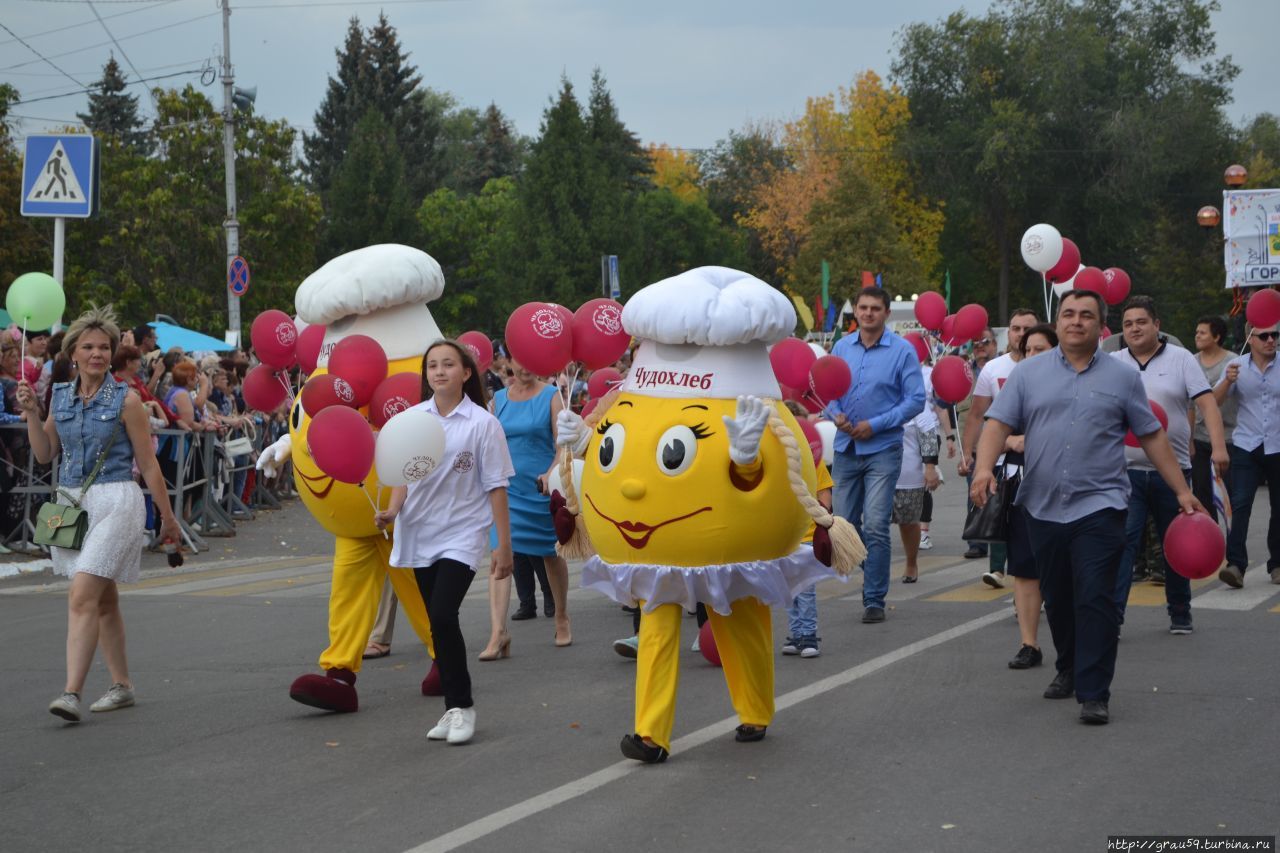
[828,287,926,623]
[973,290,1202,726]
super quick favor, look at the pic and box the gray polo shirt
[986,346,1162,523]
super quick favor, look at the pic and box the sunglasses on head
[975,337,995,346]
[1255,331,1279,341]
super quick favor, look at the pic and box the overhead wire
[85,0,161,112]
[9,67,204,105]
[0,20,86,88]
[0,0,181,47]
[0,11,218,72]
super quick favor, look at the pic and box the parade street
[2,483,1278,853]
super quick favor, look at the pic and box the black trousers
[413,559,475,710]
[512,552,551,610]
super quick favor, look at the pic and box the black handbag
[963,464,1020,543]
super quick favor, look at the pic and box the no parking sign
[228,256,250,296]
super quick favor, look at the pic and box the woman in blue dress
[480,359,572,657]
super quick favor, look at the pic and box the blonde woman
[17,305,181,723]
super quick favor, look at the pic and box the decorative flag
[944,269,952,310]
[824,303,837,332]
[821,260,830,310]
[791,294,814,331]
[861,271,875,287]
[875,273,882,287]
[813,295,825,332]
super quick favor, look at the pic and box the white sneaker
[919,532,933,550]
[428,708,459,740]
[90,682,135,713]
[981,571,1006,589]
[447,707,476,744]
[690,636,700,653]
[48,692,82,722]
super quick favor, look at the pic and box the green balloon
[6,272,65,331]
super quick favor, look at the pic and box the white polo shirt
[1111,341,1210,470]
[389,395,515,570]
[973,352,1018,400]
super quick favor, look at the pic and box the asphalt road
[2,478,1278,853]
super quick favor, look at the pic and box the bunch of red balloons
[1020,223,1132,306]
[769,338,852,411]
[913,293,991,347]
[504,298,630,378]
[244,310,302,412]
[579,366,624,418]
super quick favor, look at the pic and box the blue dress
[491,384,558,556]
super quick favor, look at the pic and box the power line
[8,58,209,86]
[10,67,203,105]
[0,11,218,72]
[0,0,181,47]
[86,0,161,112]
[0,20,86,88]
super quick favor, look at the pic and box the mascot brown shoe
[289,668,358,713]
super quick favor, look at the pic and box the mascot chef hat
[296,244,445,366]
[621,266,796,400]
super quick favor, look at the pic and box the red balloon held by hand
[328,335,388,407]
[1246,289,1280,329]
[242,364,289,412]
[301,373,359,416]
[1046,238,1081,284]
[1073,267,1108,297]
[809,355,852,404]
[770,337,817,388]
[505,302,573,377]
[903,332,930,364]
[795,416,822,464]
[914,291,947,331]
[1163,511,1226,579]
[369,372,422,429]
[953,303,989,343]
[1124,401,1169,447]
[296,324,326,375]
[1103,268,1131,306]
[932,355,973,403]
[587,367,623,399]
[250,310,298,370]
[308,406,374,485]
[571,299,629,370]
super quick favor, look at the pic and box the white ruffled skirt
[580,546,839,616]
[51,480,147,584]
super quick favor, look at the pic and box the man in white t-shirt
[959,307,1039,584]
[1111,296,1228,635]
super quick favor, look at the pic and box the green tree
[325,108,415,258]
[76,56,144,150]
[304,18,364,199]
[696,125,789,280]
[586,68,650,191]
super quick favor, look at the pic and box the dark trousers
[512,552,551,611]
[413,559,475,710]
[1115,469,1192,623]
[1190,439,1228,522]
[1026,508,1127,703]
[1226,444,1280,572]
[921,491,933,524]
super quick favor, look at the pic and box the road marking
[128,556,328,589]
[188,573,333,597]
[1195,565,1280,611]
[1123,577,1214,607]
[926,582,1013,602]
[125,563,330,597]
[402,606,1010,853]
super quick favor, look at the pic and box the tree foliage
[76,57,144,151]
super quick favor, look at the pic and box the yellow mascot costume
[257,244,442,713]
[555,266,863,762]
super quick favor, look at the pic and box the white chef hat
[295,244,446,364]
[621,266,796,399]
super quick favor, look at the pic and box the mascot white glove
[722,395,770,466]
[255,434,292,478]
[555,409,591,456]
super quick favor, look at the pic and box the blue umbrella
[149,321,235,352]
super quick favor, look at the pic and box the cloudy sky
[2,0,1273,152]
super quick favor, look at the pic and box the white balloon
[808,342,827,359]
[1020,223,1064,273]
[375,408,445,487]
[547,457,584,499]
[815,420,836,466]
[1051,264,1087,299]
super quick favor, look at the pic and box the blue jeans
[1114,469,1191,623]
[833,444,903,610]
[1025,508,1126,703]
[1226,444,1280,572]
[787,586,817,640]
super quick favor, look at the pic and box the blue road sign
[228,256,250,296]
[21,135,98,218]
[608,255,620,299]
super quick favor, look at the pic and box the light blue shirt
[1224,353,1280,455]
[827,327,926,456]
[986,346,1161,524]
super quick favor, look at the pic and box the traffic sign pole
[53,217,65,326]
[222,0,241,347]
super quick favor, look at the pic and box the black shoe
[620,733,668,763]
[511,603,537,621]
[1043,670,1074,699]
[861,606,886,624]
[1008,645,1043,669]
[734,724,767,743]
[964,546,987,559]
[1079,700,1110,725]
[544,600,555,618]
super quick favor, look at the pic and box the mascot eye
[656,425,698,476]
[598,422,625,473]
[291,400,304,431]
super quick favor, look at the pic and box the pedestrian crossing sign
[21,134,98,218]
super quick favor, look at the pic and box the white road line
[403,606,1010,853]
[885,561,979,601]
[124,564,330,596]
[1194,565,1280,611]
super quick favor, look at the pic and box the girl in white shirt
[376,340,515,745]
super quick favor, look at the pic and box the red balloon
[457,331,494,372]
[369,372,423,429]
[698,620,721,667]
[1164,511,1226,579]
[296,324,326,375]
[505,302,573,377]
[1246,289,1280,329]
[1046,238,1081,284]
[250,310,298,370]
[914,291,947,331]
[571,298,629,370]
[795,417,822,464]
[932,355,974,403]
[545,303,574,331]
[328,335,388,407]
[580,397,599,420]
[587,367,623,399]
[1101,325,1113,340]
[301,373,359,416]
[242,364,288,412]
[941,314,967,347]
[1103,268,1131,306]
[1124,401,1169,447]
[781,383,822,414]
[953,303,989,343]
[809,355,852,403]
[903,331,930,364]
[770,337,817,388]
[1073,267,1107,297]
[308,406,374,485]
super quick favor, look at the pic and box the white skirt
[580,546,839,616]
[51,480,147,584]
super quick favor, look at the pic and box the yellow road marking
[1125,578,1214,607]
[926,583,1011,602]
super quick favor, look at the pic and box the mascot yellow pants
[635,597,774,751]
[318,534,435,672]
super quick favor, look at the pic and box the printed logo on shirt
[452,451,475,473]
[402,455,438,482]
[631,365,714,392]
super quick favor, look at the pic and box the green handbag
[34,419,122,551]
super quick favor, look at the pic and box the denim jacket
[52,379,134,487]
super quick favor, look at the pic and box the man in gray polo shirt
[971,290,1203,726]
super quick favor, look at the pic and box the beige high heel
[478,631,511,661]
[554,620,572,648]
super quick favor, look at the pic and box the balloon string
[359,481,389,540]
[276,371,295,404]
[19,316,26,368]
[1042,272,1050,324]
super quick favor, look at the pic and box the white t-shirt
[973,352,1018,399]
[389,395,515,570]
[1111,342,1210,471]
